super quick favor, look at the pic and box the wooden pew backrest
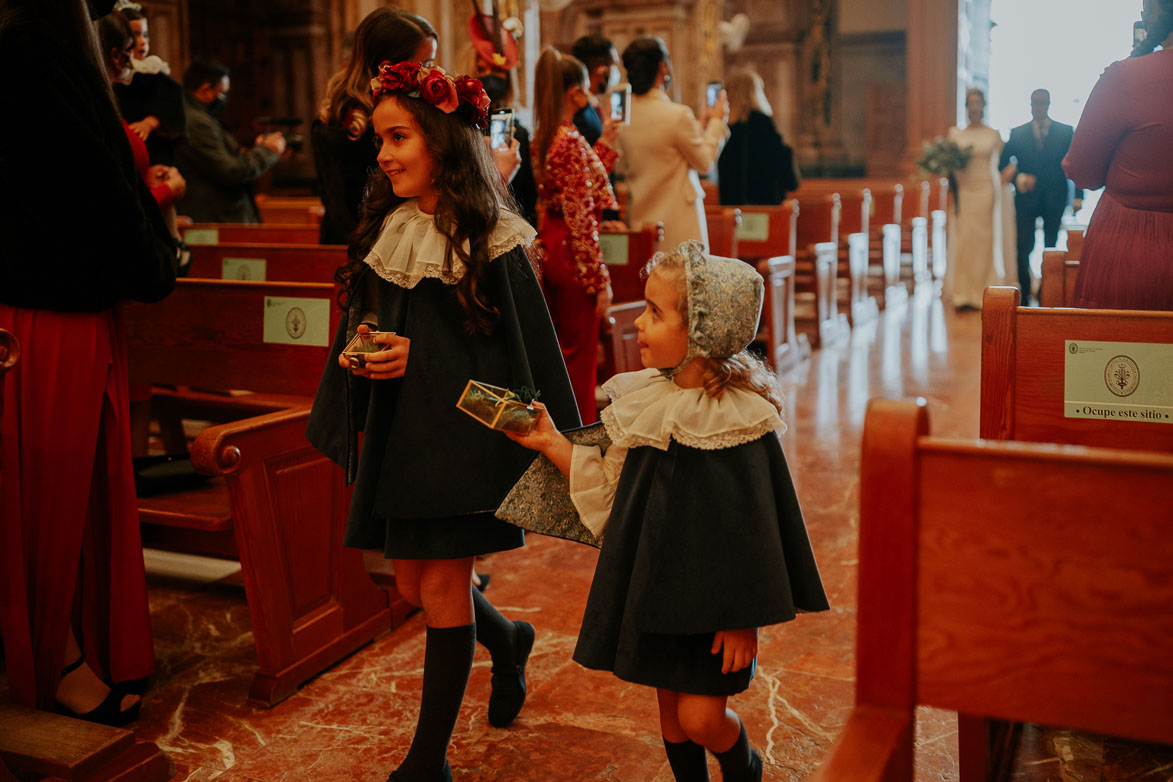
[601,226,661,303]
[1040,250,1079,307]
[732,201,797,261]
[815,398,1173,781]
[980,286,1173,450]
[124,279,339,396]
[187,243,347,284]
[185,223,327,245]
[600,300,646,382]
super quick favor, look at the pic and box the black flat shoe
[488,621,534,728]
[55,657,141,727]
[386,759,452,782]
[474,572,491,593]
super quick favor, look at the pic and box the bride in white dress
[944,88,1012,310]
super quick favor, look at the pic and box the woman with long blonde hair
[311,7,437,245]
[717,68,799,205]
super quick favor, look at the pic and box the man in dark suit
[571,34,619,146]
[999,88,1082,305]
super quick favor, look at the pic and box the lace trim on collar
[599,368,785,451]
[363,200,536,288]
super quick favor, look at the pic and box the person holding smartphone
[717,68,800,206]
[571,34,620,146]
[532,46,622,424]
[616,36,729,252]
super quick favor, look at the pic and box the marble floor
[8,286,1171,781]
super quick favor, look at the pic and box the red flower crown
[371,61,491,130]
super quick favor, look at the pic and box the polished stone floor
[9,286,1172,780]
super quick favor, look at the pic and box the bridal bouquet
[916,137,973,179]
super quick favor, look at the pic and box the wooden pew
[0,332,173,781]
[253,194,324,225]
[188,242,347,284]
[756,256,809,374]
[124,279,395,707]
[838,188,879,325]
[813,397,1173,782]
[184,223,326,245]
[705,206,740,259]
[599,300,646,384]
[600,225,662,303]
[794,196,849,347]
[1039,251,1079,307]
[1066,227,1084,260]
[972,285,1173,779]
[980,284,1173,451]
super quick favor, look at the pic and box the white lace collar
[363,200,536,288]
[600,368,785,451]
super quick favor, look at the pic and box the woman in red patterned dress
[532,46,621,424]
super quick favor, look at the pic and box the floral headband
[371,61,491,130]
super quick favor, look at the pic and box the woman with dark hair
[616,36,728,251]
[312,7,438,245]
[531,46,620,424]
[306,62,578,780]
[717,68,800,205]
[1,0,175,725]
[1062,0,1173,310]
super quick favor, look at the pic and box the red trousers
[539,218,600,425]
[0,305,155,709]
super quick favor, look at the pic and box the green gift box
[456,380,540,434]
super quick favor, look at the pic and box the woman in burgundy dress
[1063,0,1173,310]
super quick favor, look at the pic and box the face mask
[206,94,227,117]
[481,73,509,106]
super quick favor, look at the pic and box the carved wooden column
[905,0,960,171]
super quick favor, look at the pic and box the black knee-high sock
[471,584,516,662]
[663,737,710,782]
[713,720,761,782]
[396,624,476,780]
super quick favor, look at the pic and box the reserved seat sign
[1064,340,1173,423]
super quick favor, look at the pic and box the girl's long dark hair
[338,94,507,335]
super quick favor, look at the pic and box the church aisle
[122,286,981,781]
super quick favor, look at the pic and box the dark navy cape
[573,433,829,679]
[305,243,579,523]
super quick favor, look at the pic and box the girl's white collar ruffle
[364,199,536,288]
[600,368,785,451]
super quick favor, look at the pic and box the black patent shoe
[488,621,534,728]
[386,759,452,782]
[54,657,141,727]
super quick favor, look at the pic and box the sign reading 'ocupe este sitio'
[1064,340,1173,424]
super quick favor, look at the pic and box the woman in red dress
[532,46,620,423]
[0,0,176,725]
[1063,0,1173,310]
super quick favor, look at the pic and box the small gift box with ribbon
[456,380,541,433]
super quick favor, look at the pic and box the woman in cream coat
[617,36,729,251]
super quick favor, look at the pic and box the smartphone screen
[1134,20,1147,49]
[609,84,631,125]
[706,81,722,108]
[489,110,514,150]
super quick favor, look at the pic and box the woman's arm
[675,104,729,173]
[1063,63,1129,190]
[548,134,610,295]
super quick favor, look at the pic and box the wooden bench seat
[813,397,1173,782]
[125,279,400,707]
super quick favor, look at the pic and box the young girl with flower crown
[305,61,579,782]
[506,241,829,782]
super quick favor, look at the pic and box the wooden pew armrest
[812,705,912,782]
[189,405,313,476]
